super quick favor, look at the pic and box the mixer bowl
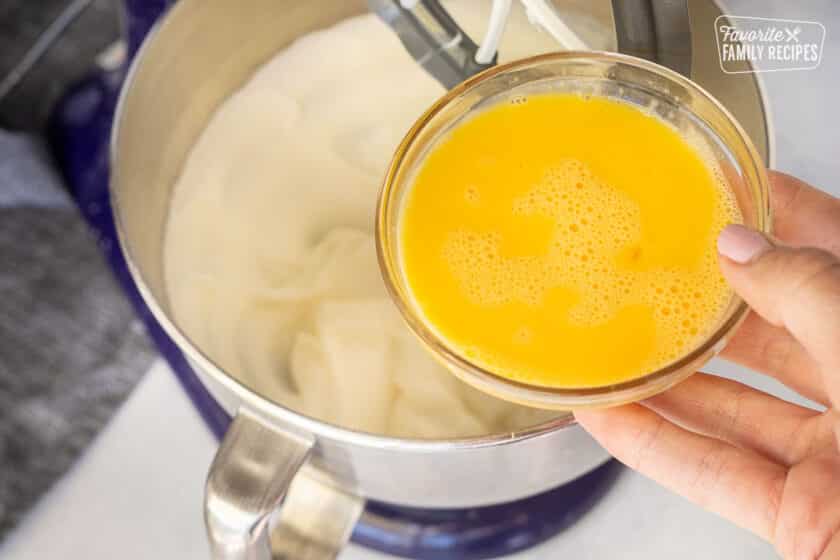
[109,1,772,558]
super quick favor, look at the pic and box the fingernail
[717,224,772,264]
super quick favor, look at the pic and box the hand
[576,171,840,560]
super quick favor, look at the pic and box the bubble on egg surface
[441,158,739,367]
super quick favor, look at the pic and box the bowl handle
[204,410,364,559]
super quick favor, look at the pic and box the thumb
[718,224,840,392]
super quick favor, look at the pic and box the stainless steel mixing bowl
[110,1,772,558]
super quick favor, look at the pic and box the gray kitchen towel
[0,130,156,538]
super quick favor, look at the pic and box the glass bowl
[376,51,770,409]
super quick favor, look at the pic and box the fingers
[644,372,832,466]
[717,171,840,399]
[769,171,840,257]
[774,453,840,560]
[718,229,840,404]
[576,405,786,541]
[721,311,828,406]
[817,528,840,560]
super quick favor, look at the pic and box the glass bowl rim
[376,50,771,409]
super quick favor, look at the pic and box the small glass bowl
[376,51,771,410]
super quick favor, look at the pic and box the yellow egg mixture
[399,94,742,388]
